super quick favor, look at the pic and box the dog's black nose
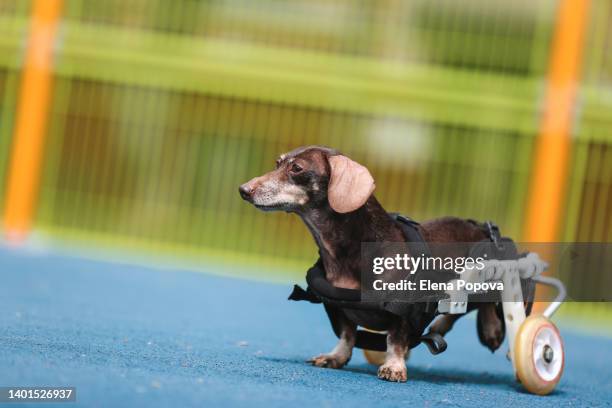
[239,184,253,201]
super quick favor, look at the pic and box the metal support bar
[532,275,567,318]
[501,267,526,371]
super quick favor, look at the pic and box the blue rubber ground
[1,247,611,408]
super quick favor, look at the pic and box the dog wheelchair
[289,214,566,395]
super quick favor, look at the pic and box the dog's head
[239,145,375,213]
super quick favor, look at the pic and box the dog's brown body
[240,146,503,382]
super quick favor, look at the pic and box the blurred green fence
[0,0,610,279]
[566,0,612,243]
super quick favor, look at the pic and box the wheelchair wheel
[514,315,564,395]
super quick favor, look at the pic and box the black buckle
[485,221,504,251]
[420,332,447,355]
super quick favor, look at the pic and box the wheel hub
[542,345,554,363]
[533,326,563,382]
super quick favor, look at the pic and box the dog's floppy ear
[327,155,375,213]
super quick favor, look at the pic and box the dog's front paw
[307,353,349,369]
[377,361,407,382]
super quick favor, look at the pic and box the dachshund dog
[239,145,504,382]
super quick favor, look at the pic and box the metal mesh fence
[563,0,612,243]
[63,0,554,75]
[35,0,554,271]
[559,0,612,318]
[37,81,536,264]
[0,0,609,276]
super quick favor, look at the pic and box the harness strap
[290,262,442,312]
[355,330,386,351]
[392,214,431,258]
[288,284,321,303]
[484,221,504,251]
[354,324,447,354]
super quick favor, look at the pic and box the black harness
[289,214,448,354]
[288,214,527,355]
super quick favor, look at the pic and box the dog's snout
[239,184,253,201]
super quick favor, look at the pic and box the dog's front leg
[308,306,356,369]
[377,319,409,382]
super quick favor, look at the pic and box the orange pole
[2,0,63,241]
[523,0,590,242]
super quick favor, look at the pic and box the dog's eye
[275,159,282,168]
[290,163,303,173]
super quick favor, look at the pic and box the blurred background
[0,1,610,321]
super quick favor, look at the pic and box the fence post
[523,0,590,242]
[2,0,63,241]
